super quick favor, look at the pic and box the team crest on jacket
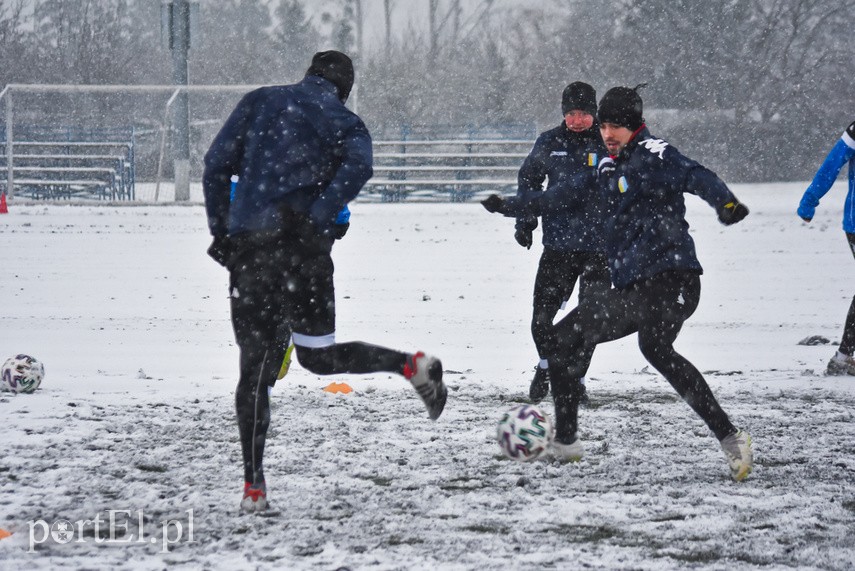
[640,138,669,159]
[618,176,629,193]
[587,153,598,166]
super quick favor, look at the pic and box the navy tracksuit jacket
[516,123,608,252]
[600,126,740,289]
[203,75,372,238]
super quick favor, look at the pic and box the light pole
[163,0,195,201]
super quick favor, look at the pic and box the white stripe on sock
[292,332,336,348]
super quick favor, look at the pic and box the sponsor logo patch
[640,138,669,159]
[550,151,568,157]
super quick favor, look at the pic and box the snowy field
[1,182,854,570]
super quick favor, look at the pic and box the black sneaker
[529,366,550,403]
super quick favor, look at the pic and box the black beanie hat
[598,84,646,131]
[561,81,597,116]
[306,50,354,103]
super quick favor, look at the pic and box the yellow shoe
[277,344,295,380]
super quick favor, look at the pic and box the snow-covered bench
[366,139,532,202]
[1,141,134,200]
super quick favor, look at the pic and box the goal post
[0,83,265,201]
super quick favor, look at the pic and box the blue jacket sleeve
[502,170,591,218]
[798,136,855,220]
[308,120,374,228]
[517,136,548,198]
[666,147,737,211]
[203,91,256,237]
[685,166,738,211]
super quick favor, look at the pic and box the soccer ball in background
[496,404,554,462]
[1,354,45,394]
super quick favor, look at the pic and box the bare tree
[0,0,33,82]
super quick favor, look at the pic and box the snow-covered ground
[1,182,854,570]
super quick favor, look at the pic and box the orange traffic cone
[0,193,7,214]
[323,382,353,394]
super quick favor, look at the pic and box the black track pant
[531,249,610,360]
[839,233,855,355]
[547,271,736,443]
[228,220,408,485]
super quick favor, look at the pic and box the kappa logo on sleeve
[639,138,669,159]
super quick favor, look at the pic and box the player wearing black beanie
[543,84,754,482]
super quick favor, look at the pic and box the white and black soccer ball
[496,404,554,462]
[1,354,45,394]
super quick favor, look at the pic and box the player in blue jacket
[203,51,446,513]
[481,82,611,405]
[543,86,753,481]
[798,121,855,376]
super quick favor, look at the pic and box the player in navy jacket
[798,120,855,375]
[203,51,447,513]
[543,86,754,482]
[482,82,611,405]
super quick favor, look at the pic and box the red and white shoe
[240,482,268,513]
[403,352,447,420]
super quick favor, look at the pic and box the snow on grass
[1,182,854,569]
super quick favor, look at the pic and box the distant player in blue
[798,121,855,376]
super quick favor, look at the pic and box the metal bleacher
[1,126,135,200]
[363,124,536,202]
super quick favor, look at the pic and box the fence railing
[0,140,135,200]
[363,139,531,202]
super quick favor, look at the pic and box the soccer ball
[496,404,554,462]
[1,354,45,394]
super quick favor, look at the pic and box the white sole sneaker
[552,438,584,462]
[405,352,447,420]
[240,485,268,513]
[720,429,753,482]
[827,355,855,376]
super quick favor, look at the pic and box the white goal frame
[0,83,264,200]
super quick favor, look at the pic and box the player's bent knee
[294,345,336,375]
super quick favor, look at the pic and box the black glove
[514,215,537,249]
[514,227,533,249]
[597,157,616,178]
[207,236,232,268]
[481,194,506,214]
[718,200,749,226]
[332,222,349,240]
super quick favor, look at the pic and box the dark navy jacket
[601,126,739,289]
[515,124,607,252]
[203,75,373,238]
